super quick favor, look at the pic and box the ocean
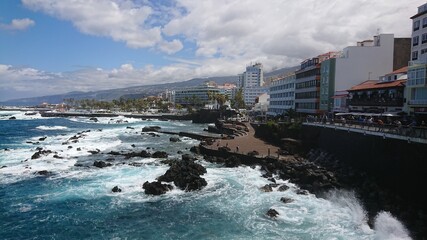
[0,111,412,239]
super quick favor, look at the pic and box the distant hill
[1,66,298,106]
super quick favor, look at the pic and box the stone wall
[301,125,427,206]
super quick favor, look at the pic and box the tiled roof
[348,79,406,91]
[389,66,408,75]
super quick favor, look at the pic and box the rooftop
[348,79,406,91]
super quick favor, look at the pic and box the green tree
[232,88,245,109]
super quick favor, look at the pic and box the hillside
[2,66,298,106]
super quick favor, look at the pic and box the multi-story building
[174,81,221,107]
[347,67,407,113]
[406,3,427,119]
[238,63,264,87]
[320,34,410,113]
[268,72,296,116]
[238,63,268,106]
[295,53,337,114]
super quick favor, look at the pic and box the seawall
[301,124,427,206]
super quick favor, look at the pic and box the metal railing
[305,118,427,140]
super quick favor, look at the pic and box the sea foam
[36,125,68,130]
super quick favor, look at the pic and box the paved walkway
[207,122,285,159]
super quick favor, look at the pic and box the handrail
[304,118,427,140]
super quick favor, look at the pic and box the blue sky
[0,0,423,101]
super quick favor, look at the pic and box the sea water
[0,111,412,239]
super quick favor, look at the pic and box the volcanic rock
[280,197,294,204]
[157,159,207,191]
[142,181,173,195]
[142,126,161,132]
[266,209,279,218]
[152,151,168,158]
[112,186,122,193]
[93,160,112,168]
[169,137,181,142]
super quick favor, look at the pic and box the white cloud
[163,0,420,70]
[2,0,423,100]
[0,18,35,31]
[21,0,180,53]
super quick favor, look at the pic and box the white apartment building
[268,73,296,116]
[238,63,268,106]
[406,3,427,118]
[319,34,410,113]
[174,82,221,107]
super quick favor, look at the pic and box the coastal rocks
[53,154,63,159]
[260,184,273,192]
[142,181,173,195]
[1,165,7,169]
[157,158,207,191]
[278,184,290,192]
[93,160,112,168]
[296,189,309,195]
[35,170,53,176]
[224,156,241,168]
[280,197,294,204]
[190,146,200,154]
[125,150,152,159]
[89,117,98,122]
[247,150,259,157]
[112,186,122,193]
[31,149,53,159]
[38,137,47,141]
[169,136,181,142]
[152,151,168,158]
[88,149,101,154]
[142,126,161,132]
[9,116,16,120]
[266,209,279,218]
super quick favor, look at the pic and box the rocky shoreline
[17,122,424,238]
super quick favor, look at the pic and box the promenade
[205,122,290,160]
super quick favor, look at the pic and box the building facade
[174,82,221,107]
[406,3,427,118]
[319,34,410,113]
[268,72,296,115]
[295,57,321,114]
[347,67,407,113]
[238,63,268,106]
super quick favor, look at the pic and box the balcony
[349,98,404,107]
[408,99,427,105]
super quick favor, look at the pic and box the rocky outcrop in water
[152,151,168,158]
[266,209,279,218]
[112,186,122,193]
[93,160,112,168]
[143,181,173,195]
[142,126,161,132]
[157,156,207,191]
[31,149,54,159]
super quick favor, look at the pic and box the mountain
[1,66,298,106]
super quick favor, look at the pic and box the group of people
[307,113,427,138]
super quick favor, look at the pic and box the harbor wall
[301,125,427,205]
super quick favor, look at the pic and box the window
[414,20,420,31]
[412,51,419,61]
[413,36,419,46]
[422,48,427,55]
[423,34,427,44]
[423,17,427,28]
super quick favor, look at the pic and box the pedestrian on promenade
[268,148,270,156]
[236,145,239,153]
[419,121,426,138]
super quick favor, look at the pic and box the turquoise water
[0,111,411,239]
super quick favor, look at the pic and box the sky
[0,0,424,101]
